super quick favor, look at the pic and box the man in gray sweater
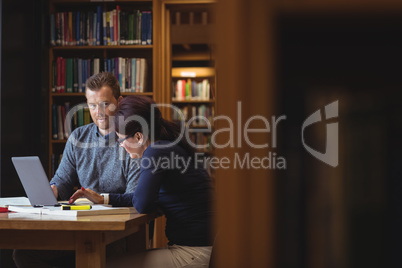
[13,72,140,267]
[50,72,140,206]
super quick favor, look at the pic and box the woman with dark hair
[70,95,215,267]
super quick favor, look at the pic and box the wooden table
[0,212,156,268]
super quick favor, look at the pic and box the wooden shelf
[51,0,152,3]
[122,92,153,96]
[51,45,153,50]
[172,50,212,61]
[187,124,214,129]
[172,67,215,78]
[51,139,68,143]
[277,0,402,13]
[171,24,214,44]
[51,93,86,97]
[172,98,214,103]
[51,92,153,97]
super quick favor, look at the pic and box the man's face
[85,86,119,133]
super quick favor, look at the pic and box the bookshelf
[48,0,158,176]
[168,3,216,160]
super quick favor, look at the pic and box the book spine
[57,105,64,140]
[50,14,56,46]
[133,11,138,45]
[139,58,146,92]
[128,13,134,45]
[147,11,152,45]
[87,11,91,46]
[61,12,65,46]
[82,60,87,92]
[135,58,140,92]
[56,57,61,93]
[192,81,197,100]
[66,58,73,93]
[79,12,84,45]
[56,13,61,46]
[137,11,142,45]
[118,57,122,91]
[94,58,100,75]
[73,58,78,92]
[52,104,58,139]
[131,58,135,92]
[141,11,147,45]
[182,79,186,99]
[64,12,68,46]
[111,58,115,76]
[93,10,97,45]
[103,58,108,72]
[103,11,107,45]
[68,12,73,46]
[78,58,83,92]
[76,11,80,46]
[64,102,70,138]
[106,11,111,45]
[120,11,125,45]
[127,58,131,91]
[72,12,76,45]
[109,11,114,45]
[97,6,102,46]
[52,61,57,93]
[186,78,191,99]
[122,58,126,92]
[116,5,120,45]
[61,58,66,93]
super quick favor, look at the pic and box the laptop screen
[11,156,58,206]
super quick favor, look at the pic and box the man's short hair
[85,72,121,100]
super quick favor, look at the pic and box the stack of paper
[7,205,135,217]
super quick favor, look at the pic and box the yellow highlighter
[61,205,92,210]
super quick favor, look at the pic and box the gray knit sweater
[50,123,140,203]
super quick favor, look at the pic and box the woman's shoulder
[144,140,186,156]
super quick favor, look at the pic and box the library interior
[1,0,402,267]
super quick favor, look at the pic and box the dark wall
[276,13,402,268]
[1,1,47,266]
[1,0,47,197]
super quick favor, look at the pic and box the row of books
[189,132,212,151]
[52,103,92,140]
[50,6,152,46]
[173,79,211,101]
[172,105,214,126]
[52,57,148,93]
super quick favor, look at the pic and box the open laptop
[11,156,59,206]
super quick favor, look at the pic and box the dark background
[1,0,47,266]
[277,13,402,268]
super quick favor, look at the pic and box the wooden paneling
[214,0,276,267]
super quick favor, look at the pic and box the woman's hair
[85,72,121,100]
[114,95,194,153]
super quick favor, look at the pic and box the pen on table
[61,205,92,210]
[0,207,9,213]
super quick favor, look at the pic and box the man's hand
[69,187,104,204]
[51,184,58,198]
